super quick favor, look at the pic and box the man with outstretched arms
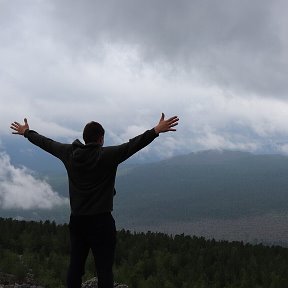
[10,113,179,288]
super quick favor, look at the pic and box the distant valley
[2,149,288,245]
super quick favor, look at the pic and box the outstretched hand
[154,113,179,134]
[10,118,29,135]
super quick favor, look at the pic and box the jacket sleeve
[114,128,159,164]
[24,129,70,161]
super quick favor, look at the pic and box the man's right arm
[115,128,159,164]
[115,113,179,164]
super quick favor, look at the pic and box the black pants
[67,213,116,288]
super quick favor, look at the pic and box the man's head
[83,121,105,145]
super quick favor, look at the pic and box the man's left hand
[10,118,30,135]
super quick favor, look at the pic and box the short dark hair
[83,121,105,144]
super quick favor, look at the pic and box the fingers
[10,126,19,133]
[167,116,179,122]
[168,122,178,132]
[10,125,21,134]
[10,122,19,130]
[10,121,23,134]
[167,116,179,126]
[11,121,20,127]
[166,116,179,131]
[169,122,178,128]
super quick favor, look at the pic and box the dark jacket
[24,128,158,215]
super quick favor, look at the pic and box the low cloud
[1,1,288,158]
[0,152,68,210]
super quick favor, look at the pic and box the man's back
[23,128,159,215]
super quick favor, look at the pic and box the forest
[0,217,288,288]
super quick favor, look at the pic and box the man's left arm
[10,118,69,160]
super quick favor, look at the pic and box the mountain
[115,150,288,221]
[112,150,288,244]
[3,149,288,244]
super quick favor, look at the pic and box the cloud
[1,0,288,159]
[2,0,288,99]
[46,0,288,97]
[0,152,68,210]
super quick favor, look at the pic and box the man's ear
[100,135,104,146]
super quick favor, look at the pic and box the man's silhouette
[10,113,179,288]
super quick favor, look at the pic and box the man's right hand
[154,113,179,134]
[10,118,30,135]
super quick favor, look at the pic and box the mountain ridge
[2,149,288,244]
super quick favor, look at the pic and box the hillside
[114,150,288,244]
[1,218,288,288]
[2,149,288,244]
[115,150,288,221]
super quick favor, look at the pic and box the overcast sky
[1,0,288,209]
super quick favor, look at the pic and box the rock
[0,273,129,288]
[0,285,43,288]
[0,272,15,285]
[0,272,44,288]
[82,277,128,288]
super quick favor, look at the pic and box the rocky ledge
[82,277,128,288]
[0,274,127,288]
[0,272,43,288]
[0,285,43,288]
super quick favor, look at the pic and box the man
[10,113,179,288]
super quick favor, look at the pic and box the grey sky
[1,0,288,154]
[1,0,288,209]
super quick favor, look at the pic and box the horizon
[2,147,288,246]
[1,1,288,241]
